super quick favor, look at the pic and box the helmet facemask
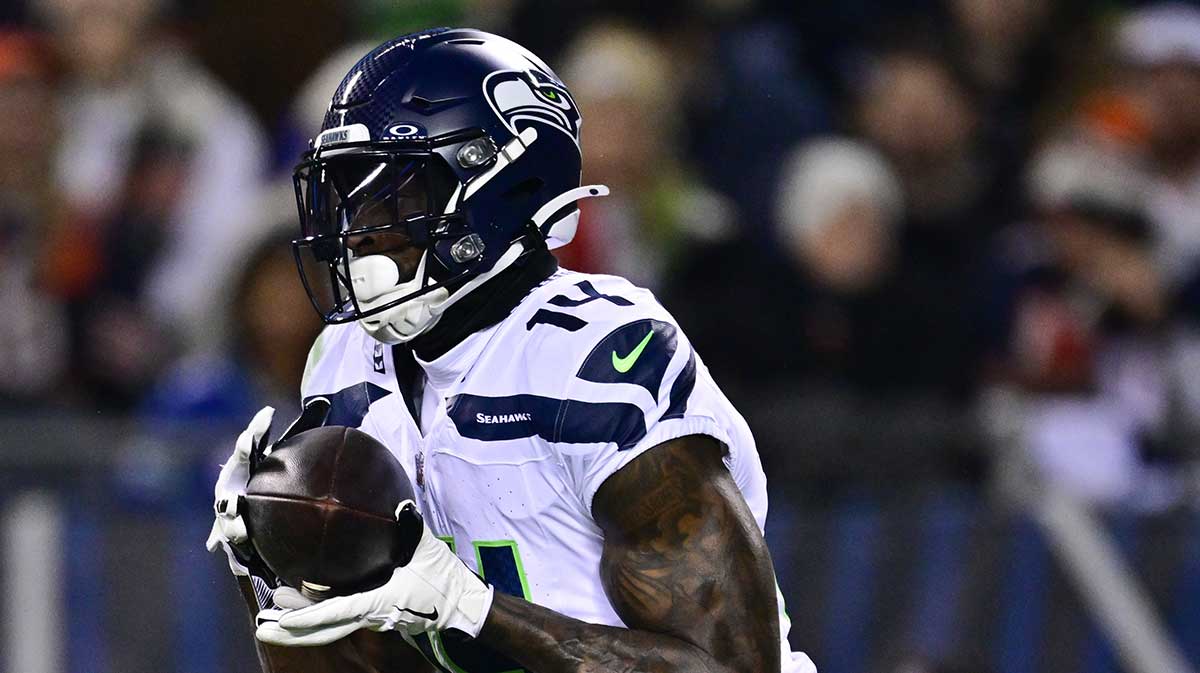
[292,143,483,342]
[293,116,609,346]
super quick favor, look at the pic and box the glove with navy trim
[255,501,494,647]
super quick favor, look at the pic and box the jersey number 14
[413,537,531,673]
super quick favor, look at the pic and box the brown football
[243,426,420,598]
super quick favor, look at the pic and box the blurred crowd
[4,0,1200,509]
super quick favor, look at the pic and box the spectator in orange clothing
[34,0,269,356]
[0,31,70,405]
[24,0,270,408]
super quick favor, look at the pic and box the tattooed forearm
[476,435,781,673]
[480,592,734,673]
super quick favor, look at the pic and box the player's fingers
[257,608,363,647]
[278,596,365,630]
[237,406,275,460]
[214,449,248,496]
[249,405,276,442]
[204,520,224,552]
[256,618,362,647]
[272,586,316,610]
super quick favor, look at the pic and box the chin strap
[358,242,525,344]
[354,252,451,344]
[532,184,610,250]
[425,242,525,319]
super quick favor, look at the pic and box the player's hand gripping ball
[242,426,424,599]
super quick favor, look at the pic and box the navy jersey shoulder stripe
[576,319,678,398]
[663,351,696,420]
[447,393,646,450]
[304,382,392,428]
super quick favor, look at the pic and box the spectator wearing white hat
[664,135,986,513]
[668,136,981,408]
[775,138,904,295]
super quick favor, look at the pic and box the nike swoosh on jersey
[611,331,654,373]
[397,605,439,621]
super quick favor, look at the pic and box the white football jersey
[300,269,816,673]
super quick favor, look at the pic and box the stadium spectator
[0,31,69,406]
[942,0,1083,216]
[34,0,269,361]
[63,124,192,408]
[554,22,734,289]
[855,45,1003,282]
[1117,3,1200,446]
[1118,3,1200,286]
[770,137,980,398]
[668,138,981,489]
[983,136,1176,506]
[850,45,1001,394]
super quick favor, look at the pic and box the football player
[208,28,816,673]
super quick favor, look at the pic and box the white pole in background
[1035,489,1195,673]
[986,389,1196,673]
[3,491,65,673]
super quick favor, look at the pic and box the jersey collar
[412,248,558,393]
[414,322,497,393]
[410,247,557,360]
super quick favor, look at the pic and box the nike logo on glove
[398,605,439,621]
[612,331,654,373]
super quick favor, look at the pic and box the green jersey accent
[300,329,328,393]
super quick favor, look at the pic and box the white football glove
[205,405,275,576]
[255,502,495,647]
[205,398,331,577]
[253,584,317,631]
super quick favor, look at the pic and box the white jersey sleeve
[520,274,808,673]
[526,275,754,516]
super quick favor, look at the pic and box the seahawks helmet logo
[483,69,580,145]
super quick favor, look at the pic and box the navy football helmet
[292,27,608,343]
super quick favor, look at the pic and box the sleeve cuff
[582,415,731,517]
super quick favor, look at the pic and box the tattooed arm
[476,434,781,673]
